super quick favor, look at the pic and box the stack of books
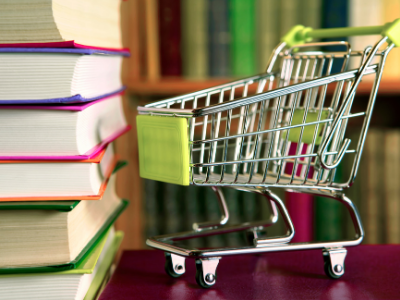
[0,1,129,299]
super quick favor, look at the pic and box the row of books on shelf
[0,1,129,299]
[346,128,400,244]
[152,0,400,80]
[143,127,400,246]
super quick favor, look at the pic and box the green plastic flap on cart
[137,115,190,186]
[282,110,329,145]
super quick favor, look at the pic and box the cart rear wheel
[195,260,217,288]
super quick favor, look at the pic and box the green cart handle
[282,18,400,47]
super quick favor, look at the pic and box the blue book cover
[208,0,230,77]
[322,0,349,74]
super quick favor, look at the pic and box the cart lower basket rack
[137,21,400,288]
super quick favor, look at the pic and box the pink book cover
[0,94,131,161]
[284,143,314,243]
[0,41,130,54]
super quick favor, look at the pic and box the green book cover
[183,185,202,248]
[144,179,160,238]
[229,0,256,77]
[0,230,123,278]
[223,187,242,247]
[0,199,128,274]
[181,0,209,79]
[0,230,123,300]
[83,231,124,300]
[0,200,79,212]
[314,165,343,241]
[204,187,226,248]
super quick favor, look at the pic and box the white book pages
[0,54,122,101]
[0,95,127,156]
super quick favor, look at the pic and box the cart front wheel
[322,248,347,279]
[164,252,185,278]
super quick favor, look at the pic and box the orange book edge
[0,148,107,164]
[0,155,118,202]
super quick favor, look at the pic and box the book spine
[256,0,280,73]
[314,165,343,241]
[181,0,209,79]
[279,0,299,38]
[381,0,400,81]
[229,0,256,77]
[144,179,160,238]
[158,0,182,76]
[162,183,182,234]
[300,0,321,29]
[223,187,243,247]
[204,187,226,248]
[143,0,161,80]
[285,191,314,243]
[342,130,361,240]
[348,0,382,73]
[285,143,313,243]
[240,190,257,232]
[321,0,348,74]
[383,130,400,243]
[208,0,230,77]
[238,189,257,246]
[361,129,385,244]
[322,0,348,29]
[183,185,202,248]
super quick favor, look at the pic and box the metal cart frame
[137,21,400,288]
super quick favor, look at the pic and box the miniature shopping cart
[136,20,400,288]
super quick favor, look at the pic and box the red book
[158,0,182,76]
[285,191,314,242]
[284,143,314,243]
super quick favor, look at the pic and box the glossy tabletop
[99,245,400,300]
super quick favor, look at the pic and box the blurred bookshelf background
[115,0,400,251]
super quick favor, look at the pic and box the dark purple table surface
[99,245,400,300]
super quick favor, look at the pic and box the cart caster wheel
[164,253,186,278]
[246,231,255,246]
[195,267,216,288]
[246,228,266,246]
[324,259,345,279]
[195,258,220,288]
[322,248,347,279]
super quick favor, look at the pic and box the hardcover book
[0,48,129,104]
[230,0,256,77]
[0,94,129,158]
[0,174,127,270]
[0,228,124,300]
[158,0,182,77]
[0,144,118,201]
[0,0,124,50]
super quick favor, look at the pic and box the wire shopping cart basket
[136,20,400,288]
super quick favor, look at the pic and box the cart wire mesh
[139,38,393,191]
